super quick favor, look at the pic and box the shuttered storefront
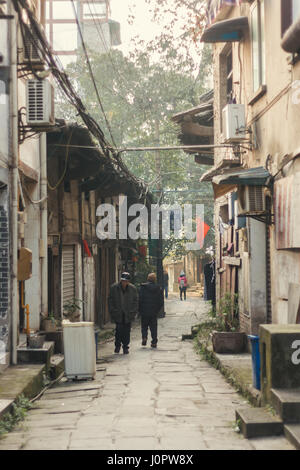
[62,245,75,306]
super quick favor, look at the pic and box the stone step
[271,388,300,423]
[49,354,65,381]
[284,424,300,450]
[236,407,283,439]
[17,341,55,372]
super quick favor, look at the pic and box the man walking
[139,273,164,348]
[108,272,138,354]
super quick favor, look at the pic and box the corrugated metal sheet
[274,175,293,249]
[62,245,75,305]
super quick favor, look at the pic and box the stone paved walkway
[0,298,294,450]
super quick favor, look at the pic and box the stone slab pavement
[0,298,295,450]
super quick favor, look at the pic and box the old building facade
[201,0,300,335]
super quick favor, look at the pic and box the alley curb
[195,333,262,408]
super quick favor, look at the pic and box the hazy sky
[110,0,165,52]
[110,0,186,55]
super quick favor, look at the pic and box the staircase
[236,388,300,449]
[17,331,64,381]
[271,388,300,449]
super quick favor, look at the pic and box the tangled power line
[12,0,150,201]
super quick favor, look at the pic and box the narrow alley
[0,298,294,451]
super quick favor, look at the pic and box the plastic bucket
[248,335,261,390]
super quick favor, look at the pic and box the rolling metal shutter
[62,245,75,306]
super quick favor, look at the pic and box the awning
[201,16,248,43]
[200,158,241,183]
[212,166,271,199]
[212,166,271,185]
[281,16,300,53]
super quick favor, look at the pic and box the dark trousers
[180,286,187,300]
[141,315,158,345]
[115,322,131,349]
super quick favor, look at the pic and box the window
[281,0,300,35]
[226,49,233,102]
[251,0,265,93]
[83,1,107,20]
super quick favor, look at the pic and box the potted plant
[41,312,57,332]
[63,298,84,322]
[211,293,246,353]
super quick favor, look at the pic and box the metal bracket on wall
[241,212,274,225]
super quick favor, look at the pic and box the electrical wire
[12,0,150,203]
[70,0,118,149]
[47,129,73,191]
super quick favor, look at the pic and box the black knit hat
[120,272,131,281]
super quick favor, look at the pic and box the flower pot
[29,334,45,349]
[42,318,57,332]
[212,331,246,354]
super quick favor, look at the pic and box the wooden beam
[181,121,214,137]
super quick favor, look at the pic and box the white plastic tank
[62,321,96,380]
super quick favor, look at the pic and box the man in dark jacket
[139,273,164,348]
[108,272,138,354]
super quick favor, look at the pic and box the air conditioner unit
[19,28,44,67]
[26,79,55,126]
[222,104,246,142]
[237,185,265,214]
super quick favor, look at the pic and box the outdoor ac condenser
[21,28,43,65]
[26,79,55,126]
[62,321,96,380]
[237,185,266,214]
[222,104,246,142]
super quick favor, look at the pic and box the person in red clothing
[178,271,188,301]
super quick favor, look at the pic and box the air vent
[248,186,264,212]
[237,185,265,214]
[26,79,55,126]
[19,27,44,66]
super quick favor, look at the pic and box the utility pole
[154,119,165,316]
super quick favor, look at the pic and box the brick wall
[0,203,9,353]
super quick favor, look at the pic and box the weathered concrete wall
[212,0,300,328]
[24,192,42,330]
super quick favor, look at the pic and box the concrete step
[236,407,283,439]
[17,341,55,372]
[284,424,300,450]
[271,388,300,423]
[39,330,63,354]
[49,354,65,381]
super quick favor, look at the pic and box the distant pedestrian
[139,273,164,348]
[108,272,138,354]
[163,270,169,299]
[178,271,188,301]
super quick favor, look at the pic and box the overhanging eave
[201,16,249,43]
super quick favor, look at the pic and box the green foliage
[56,5,214,258]
[208,292,240,332]
[0,395,33,437]
[133,258,156,287]
[63,298,85,322]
